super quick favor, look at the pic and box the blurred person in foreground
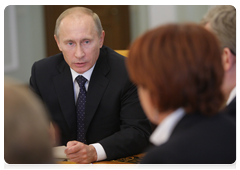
[201,5,236,119]
[4,78,54,164]
[127,23,236,164]
[30,6,151,163]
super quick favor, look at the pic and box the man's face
[55,14,105,74]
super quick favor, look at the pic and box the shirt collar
[150,107,185,146]
[226,86,236,105]
[70,64,96,82]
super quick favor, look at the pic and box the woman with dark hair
[127,23,235,164]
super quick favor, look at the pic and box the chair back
[115,50,129,57]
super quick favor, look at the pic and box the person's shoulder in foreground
[140,113,236,164]
[5,77,54,164]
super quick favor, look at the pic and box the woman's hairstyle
[54,7,103,38]
[127,23,224,116]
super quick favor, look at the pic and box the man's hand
[65,141,97,164]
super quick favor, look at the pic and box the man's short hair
[54,7,103,38]
[201,5,236,55]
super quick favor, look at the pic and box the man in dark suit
[201,5,236,119]
[224,97,236,119]
[30,7,151,164]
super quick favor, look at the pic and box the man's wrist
[90,143,107,161]
[89,145,97,162]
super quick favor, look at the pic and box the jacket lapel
[85,49,110,133]
[53,59,76,131]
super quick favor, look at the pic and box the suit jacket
[141,113,236,164]
[221,96,236,120]
[30,46,151,160]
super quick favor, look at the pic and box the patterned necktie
[75,75,87,143]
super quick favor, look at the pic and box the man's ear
[99,31,105,48]
[222,47,236,71]
[54,35,62,51]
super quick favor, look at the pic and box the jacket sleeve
[29,62,42,99]
[98,76,152,160]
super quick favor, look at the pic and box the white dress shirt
[150,108,185,146]
[70,65,107,161]
[226,86,236,105]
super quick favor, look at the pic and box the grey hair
[201,5,236,55]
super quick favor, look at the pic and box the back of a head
[202,5,236,55]
[127,23,224,116]
[200,5,233,25]
[4,78,53,164]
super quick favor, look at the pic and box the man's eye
[84,40,90,44]
[68,42,73,46]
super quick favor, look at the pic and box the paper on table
[52,146,67,159]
